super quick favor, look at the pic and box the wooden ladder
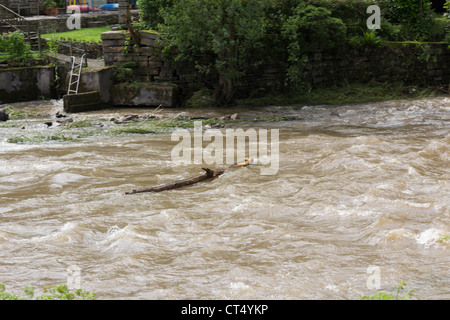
[67,54,86,95]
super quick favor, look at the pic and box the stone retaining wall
[101,30,450,104]
[301,43,450,87]
[0,65,56,103]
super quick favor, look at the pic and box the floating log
[125,158,250,195]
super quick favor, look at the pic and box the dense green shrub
[281,3,346,88]
[312,0,377,36]
[158,0,266,104]
[0,31,31,63]
[0,282,95,300]
[379,0,433,23]
[136,0,448,103]
[138,0,174,29]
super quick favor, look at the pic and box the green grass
[362,281,415,300]
[236,81,443,107]
[0,282,95,300]
[41,26,110,43]
[0,53,44,64]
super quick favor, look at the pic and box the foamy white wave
[50,172,85,188]
[0,230,14,242]
[381,228,449,248]
[100,225,158,250]
[415,228,450,248]
[384,228,417,241]
[229,282,251,295]
[17,222,82,243]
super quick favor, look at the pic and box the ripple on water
[0,97,449,299]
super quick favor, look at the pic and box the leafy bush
[349,30,382,49]
[158,0,266,104]
[313,0,378,36]
[362,281,415,300]
[0,31,32,63]
[0,282,95,300]
[282,3,347,54]
[281,3,346,88]
[380,0,433,23]
[444,28,450,48]
[138,0,174,29]
[378,0,435,40]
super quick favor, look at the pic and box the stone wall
[301,43,450,87]
[101,30,450,104]
[0,65,56,103]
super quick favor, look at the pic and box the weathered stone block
[139,30,158,40]
[103,53,115,65]
[103,46,125,53]
[133,55,149,62]
[148,61,164,68]
[113,53,133,63]
[101,31,129,40]
[147,67,161,76]
[137,46,151,54]
[63,91,104,113]
[0,66,56,103]
[77,67,114,104]
[111,83,178,107]
[141,37,156,46]
[138,61,149,68]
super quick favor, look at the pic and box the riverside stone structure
[0,65,56,103]
[101,30,450,105]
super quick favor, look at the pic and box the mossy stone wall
[101,30,450,103]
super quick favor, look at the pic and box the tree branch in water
[125,158,250,195]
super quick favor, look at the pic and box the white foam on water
[415,228,450,248]
[16,222,82,244]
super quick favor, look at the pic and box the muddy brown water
[0,97,449,299]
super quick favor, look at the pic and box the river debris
[218,113,238,121]
[330,111,340,117]
[111,114,166,124]
[125,158,251,195]
[0,109,9,122]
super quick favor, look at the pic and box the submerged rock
[0,109,9,122]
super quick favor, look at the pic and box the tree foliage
[379,0,433,23]
[136,0,447,104]
[281,3,346,88]
[137,0,174,29]
[158,0,266,104]
[0,31,31,62]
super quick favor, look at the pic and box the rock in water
[0,109,9,122]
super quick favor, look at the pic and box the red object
[66,5,103,13]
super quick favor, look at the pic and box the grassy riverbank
[235,81,447,107]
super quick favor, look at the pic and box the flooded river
[0,97,449,299]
